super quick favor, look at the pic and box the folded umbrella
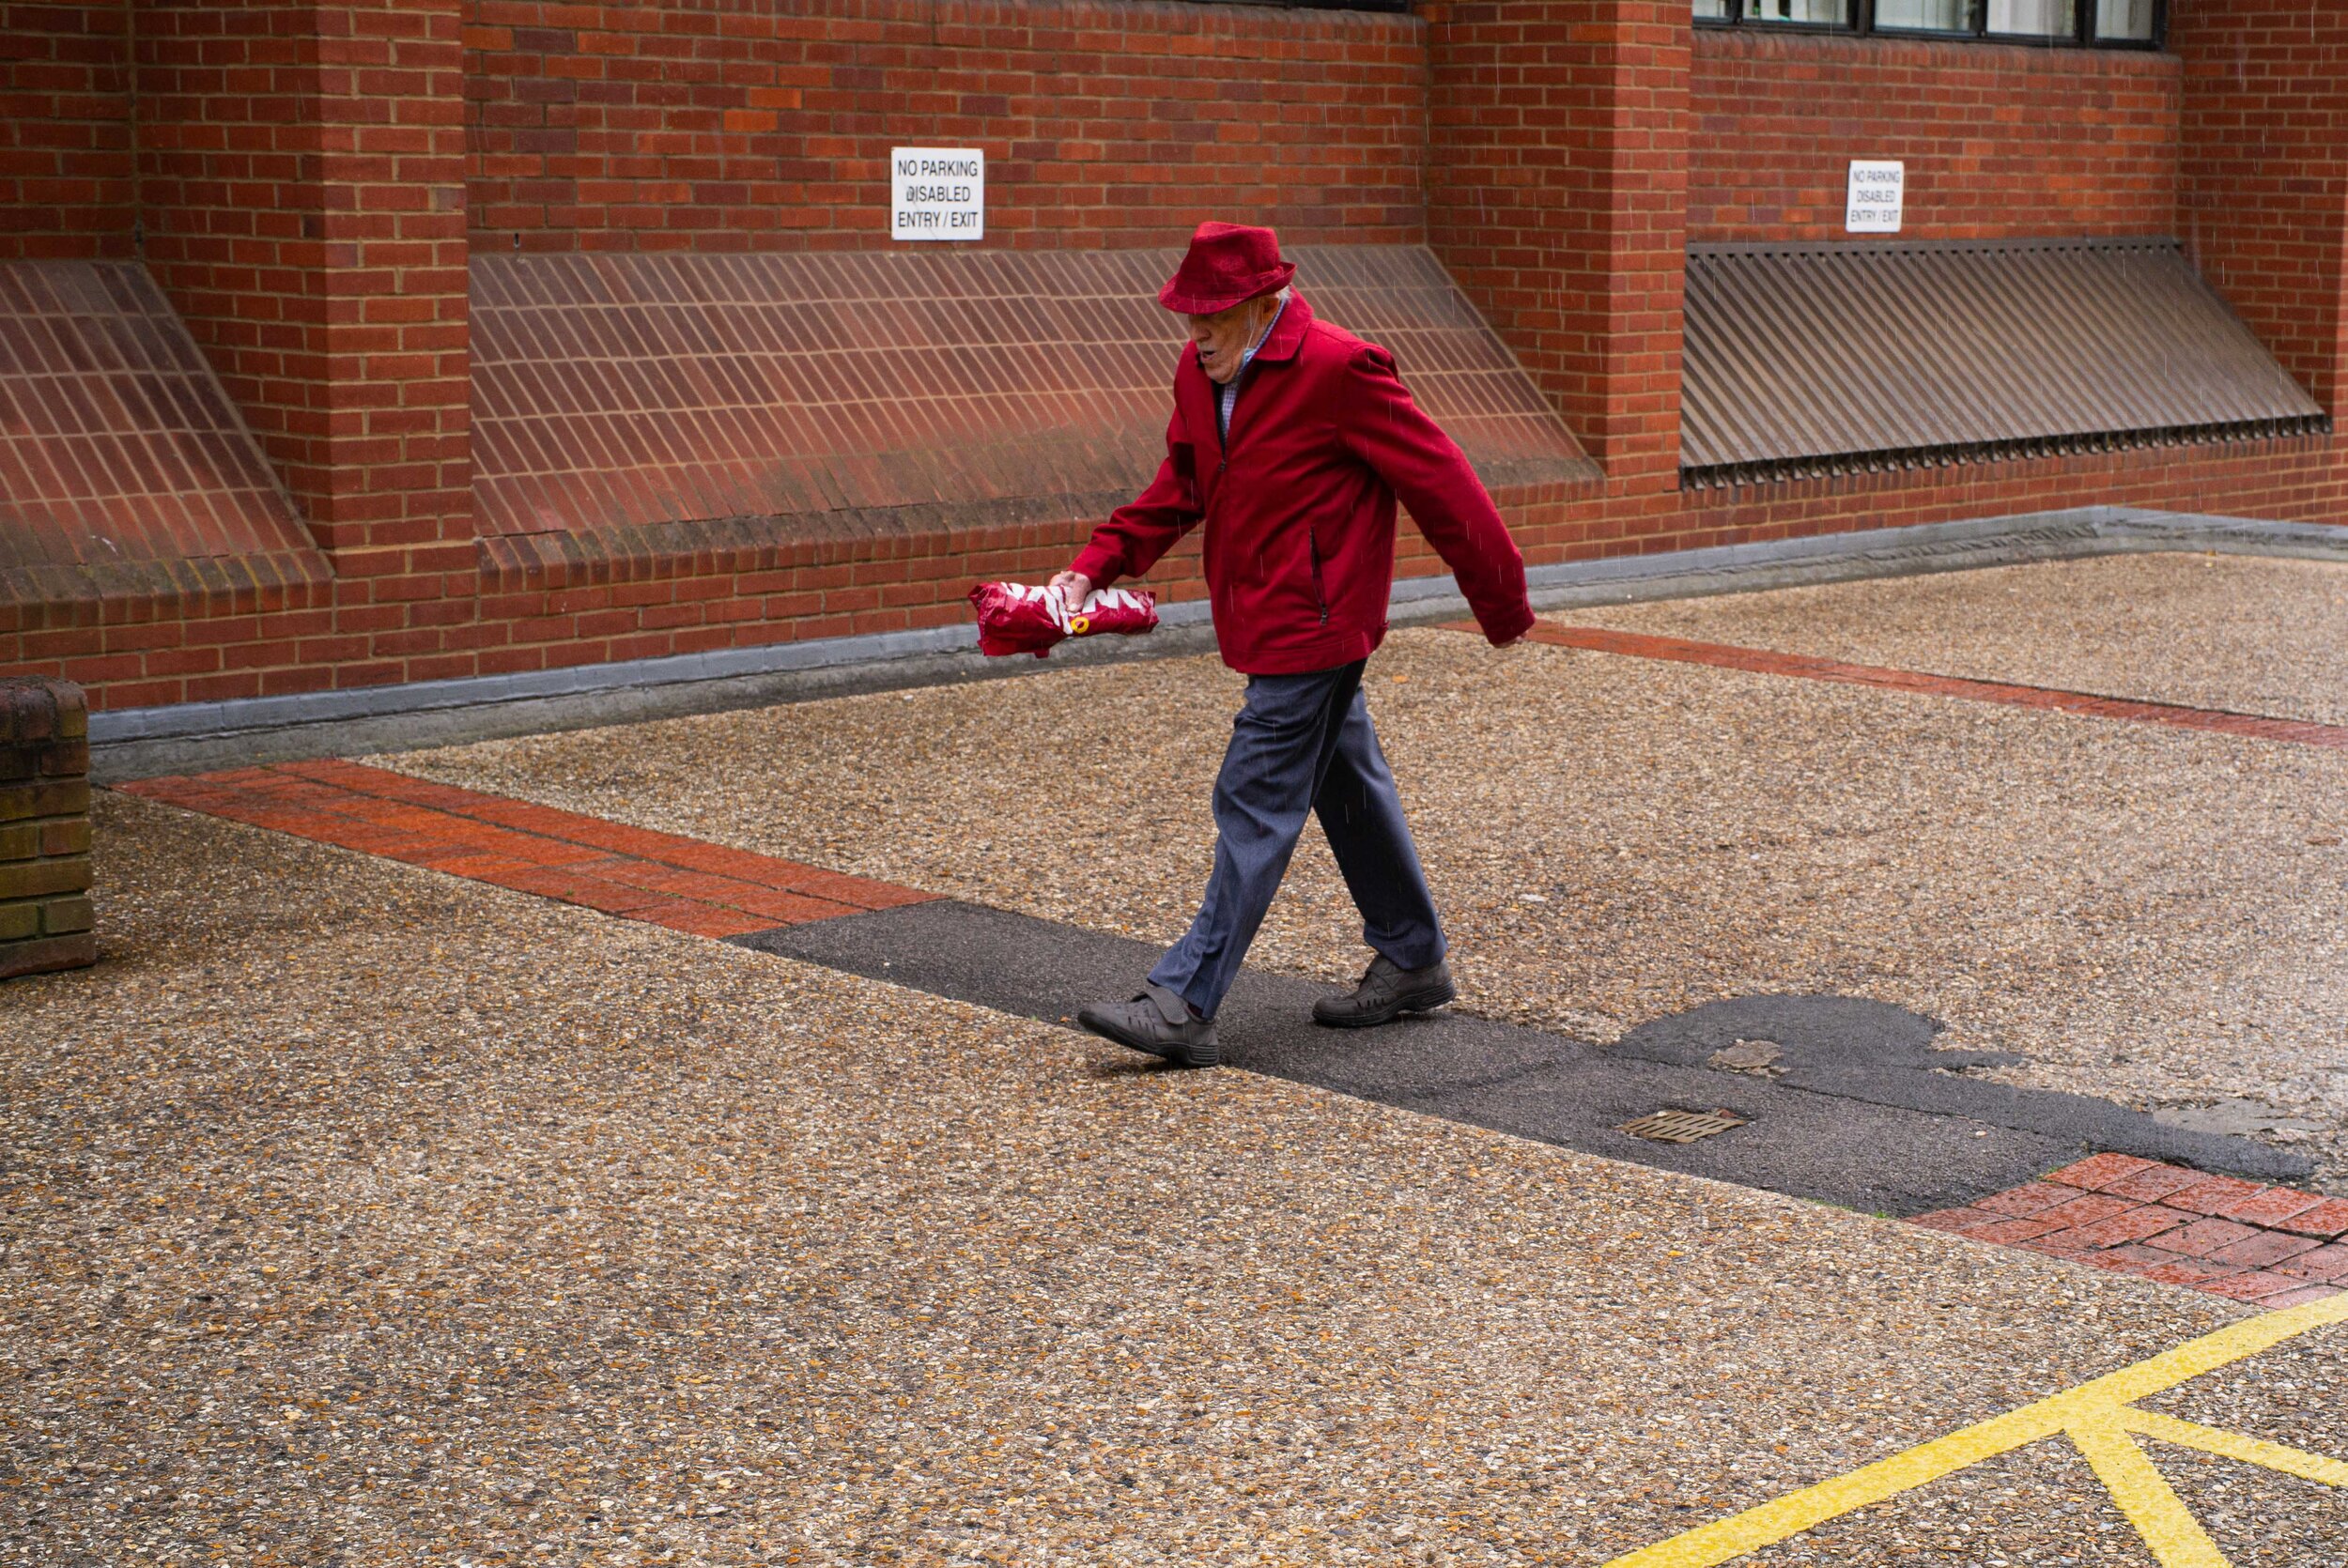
[968,581,1158,658]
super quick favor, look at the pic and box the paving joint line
[1465,621,2348,749]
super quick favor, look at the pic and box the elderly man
[1062,223,1533,1068]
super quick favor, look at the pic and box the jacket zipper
[1212,339,1324,627]
[1308,530,1329,626]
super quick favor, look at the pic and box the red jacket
[1069,291,1534,675]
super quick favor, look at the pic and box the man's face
[1187,294,1281,386]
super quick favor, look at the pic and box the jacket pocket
[1306,530,1329,626]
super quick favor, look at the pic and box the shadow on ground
[737,900,2309,1216]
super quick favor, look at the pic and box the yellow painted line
[1593,1400,2069,1568]
[2069,1415,2228,1568]
[1599,1292,2348,1568]
[2121,1407,2348,1487]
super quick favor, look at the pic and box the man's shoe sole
[1311,979,1457,1029]
[1076,1007,1220,1068]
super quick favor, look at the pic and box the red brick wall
[1660,437,2343,552]
[1686,28,2180,246]
[0,2,133,260]
[1429,0,1691,483]
[136,2,341,517]
[464,0,1429,253]
[2172,5,2348,415]
[1564,14,2346,579]
[134,1,478,704]
[1,0,2344,716]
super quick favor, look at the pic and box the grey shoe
[1312,954,1456,1028]
[1078,981,1222,1068]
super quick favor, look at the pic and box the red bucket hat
[1158,222,1297,315]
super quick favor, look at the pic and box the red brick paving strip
[119,761,934,940]
[1472,623,2348,751]
[1914,1154,2347,1306]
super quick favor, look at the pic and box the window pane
[1693,0,1731,19]
[1985,0,2075,35]
[2093,0,2155,40]
[1874,0,1973,31]
[1738,0,1852,23]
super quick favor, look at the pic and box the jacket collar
[1220,292,1308,453]
[1246,288,1312,364]
[1176,290,1314,462]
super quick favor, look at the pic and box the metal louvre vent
[1679,238,2329,489]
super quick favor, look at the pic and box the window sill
[1691,26,2174,68]
[1694,18,2164,53]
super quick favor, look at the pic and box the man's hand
[1048,570,1093,611]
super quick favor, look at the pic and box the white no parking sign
[891,147,984,242]
[1846,160,1905,235]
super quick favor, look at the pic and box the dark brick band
[0,677,95,979]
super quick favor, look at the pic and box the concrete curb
[89,505,2348,779]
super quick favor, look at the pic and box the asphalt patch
[1613,995,2310,1180]
[732,900,2309,1215]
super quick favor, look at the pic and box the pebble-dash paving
[24,783,2344,1567]
[120,761,2309,1222]
[69,550,2348,1564]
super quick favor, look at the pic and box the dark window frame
[1695,0,2166,51]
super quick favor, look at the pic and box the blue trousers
[1150,660,1446,1020]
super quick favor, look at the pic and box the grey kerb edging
[86,505,2348,780]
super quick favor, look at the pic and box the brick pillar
[2173,6,2348,416]
[136,0,478,684]
[1427,0,1691,489]
[0,678,94,978]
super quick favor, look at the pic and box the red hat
[1157,222,1297,315]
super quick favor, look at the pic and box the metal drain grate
[1618,1109,1748,1144]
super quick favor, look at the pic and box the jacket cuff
[1479,599,1536,647]
[1069,543,1123,589]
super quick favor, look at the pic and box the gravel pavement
[384,605,2348,1191]
[5,794,2341,1563]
